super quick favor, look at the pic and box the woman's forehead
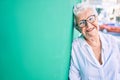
[77,8,94,20]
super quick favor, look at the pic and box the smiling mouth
[86,27,95,32]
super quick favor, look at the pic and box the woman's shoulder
[100,31,120,44]
[72,35,84,47]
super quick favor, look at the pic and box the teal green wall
[0,0,81,80]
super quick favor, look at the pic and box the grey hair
[73,2,98,17]
[73,2,98,31]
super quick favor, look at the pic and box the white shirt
[69,32,120,80]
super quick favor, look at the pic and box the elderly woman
[69,2,120,80]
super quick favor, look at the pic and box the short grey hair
[73,2,98,30]
[73,2,98,17]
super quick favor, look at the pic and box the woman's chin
[86,29,98,37]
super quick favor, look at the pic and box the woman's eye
[79,21,85,25]
[89,17,94,21]
[88,16,95,22]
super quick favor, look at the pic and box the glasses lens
[78,15,95,28]
[79,20,86,27]
[87,15,95,23]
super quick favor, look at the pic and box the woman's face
[76,8,99,39]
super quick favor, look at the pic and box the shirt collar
[99,31,109,49]
[79,31,108,49]
[79,34,88,47]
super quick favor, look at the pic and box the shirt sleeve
[115,37,120,48]
[69,43,82,80]
[115,37,120,75]
[115,37,120,61]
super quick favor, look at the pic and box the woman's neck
[85,35,101,47]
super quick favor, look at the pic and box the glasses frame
[78,15,96,28]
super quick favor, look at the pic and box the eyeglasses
[78,15,96,28]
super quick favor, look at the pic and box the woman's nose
[85,21,93,28]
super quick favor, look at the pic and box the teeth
[87,28,94,32]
